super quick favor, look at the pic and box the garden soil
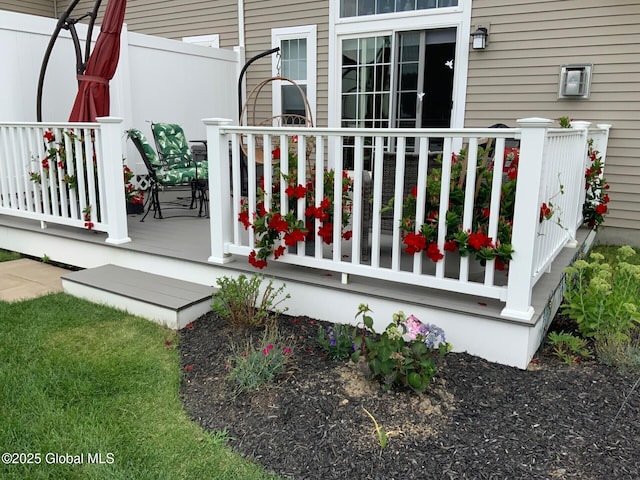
[179,313,640,480]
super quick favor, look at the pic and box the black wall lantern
[471,27,488,50]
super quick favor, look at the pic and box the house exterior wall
[0,1,53,17]
[467,0,640,240]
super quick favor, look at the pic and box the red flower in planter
[426,242,444,262]
[595,203,608,215]
[285,184,307,199]
[43,130,55,142]
[317,222,334,244]
[468,231,494,251]
[403,232,427,254]
[284,229,307,246]
[269,213,289,233]
[248,250,268,269]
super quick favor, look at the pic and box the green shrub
[226,326,293,395]
[547,331,592,365]
[351,304,451,394]
[562,246,640,340]
[212,274,289,329]
[562,246,640,369]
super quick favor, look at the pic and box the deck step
[61,265,216,329]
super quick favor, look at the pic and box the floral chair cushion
[151,123,194,169]
[126,128,207,186]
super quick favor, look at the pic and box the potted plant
[123,165,145,214]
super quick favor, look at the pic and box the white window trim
[271,25,317,125]
[328,0,471,130]
[182,34,220,48]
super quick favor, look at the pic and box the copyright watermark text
[2,452,114,465]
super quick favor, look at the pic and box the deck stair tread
[61,265,216,329]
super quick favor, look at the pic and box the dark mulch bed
[179,313,640,480]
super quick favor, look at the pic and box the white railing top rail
[220,125,521,138]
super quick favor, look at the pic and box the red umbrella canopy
[69,0,127,122]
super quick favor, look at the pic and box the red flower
[403,232,427,255]
[272,146,281,160]
[539,202,552,221]
[320,197,331,210]
[495,258,506,271]
[317,222,334,244]
[481,207,490,218]
[43,130,55,142]
[248,250,268,269]
[595,203,608,215]
[507,166,517,180]
[268,213,289,233]
[444,240,458,252]
[342,230,353,240]
[84,221,94,230]
[468,231,493,251]
[41,158,49,170]
[603,194,610,204]
[410,185,418,198]
[284,229,307,246]
[238,209,250,229]
[273,245,286,259]
[285,184,307,199]
[426,242,443,262]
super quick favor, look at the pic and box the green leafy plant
[351,304,451,394]
[317,323,357,361]
[562,247,640,340]
[547,331,592,364]
[362,407,388,449]
[212,274,289,329]
[562,246,640,370]
[226,325,293,395]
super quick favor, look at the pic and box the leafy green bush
[317,324,356,361]
[212,274,289,329]
[563,247,640,340]
[561,246,640,369]
[351,304,451,394]
[226,326,293,395]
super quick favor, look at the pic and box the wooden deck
[0,193,595,368]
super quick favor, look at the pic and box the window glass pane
[282,84,307,122]
[358,0,375,16]
[341,36,391,136]
[281,39,307,80]
[341,0,456,16]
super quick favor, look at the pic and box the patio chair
[126,128,208,221]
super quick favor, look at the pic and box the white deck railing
[205,118,611,321]
[0,118,130,244]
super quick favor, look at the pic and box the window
[340,0,458,18]
[272,26,317,125]
[340,28,456,163]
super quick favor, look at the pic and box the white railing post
[204,118,234,264]
[501,118,554,320]
[97,117,131,245]
[591,123,612,166]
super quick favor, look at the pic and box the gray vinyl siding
[73,0,240,47]
[468,0,640,234]
[0,0,53,17]
[244,0,329,127]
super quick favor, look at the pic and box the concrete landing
[0,258,66,302]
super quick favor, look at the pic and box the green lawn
[0,249,20,262]
[0,293,277,480]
